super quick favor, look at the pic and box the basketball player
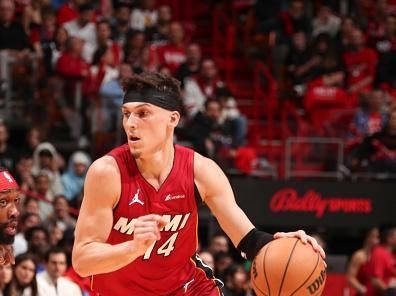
[72,73,325,295]
[0,168,21,265]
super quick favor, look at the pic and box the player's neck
[135,143,175,186]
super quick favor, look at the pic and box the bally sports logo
[165,193,186,201]
[270,188,372,218]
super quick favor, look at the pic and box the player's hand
[273,230,326,260]
[132,214,168,257]
[0,245,14,265]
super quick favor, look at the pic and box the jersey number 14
[143,233,179,259]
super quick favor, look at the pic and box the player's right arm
[72,156,166,277]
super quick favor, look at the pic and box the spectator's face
[27,128,40,149]
[0,190,20,244]
[350,30,364,48]
[369,90,384,111]
[30,230,48,249]
[292,32,306,51]
[35,175,50,194]
[341,18,355,35]
[0,125,9,144]
[215,256,232,275]
[16,158,33,176]
[318,6,331,21]
[102,48,114,65]
[79,9,93,26]
[0,264,12,285]
[377,0,388,14]
[97,23,111,41]
[46,253,67,280]
[54,197,69,219]
[119,64,133,80]
[206,102,222,122]
[389,111,396,131]
[74,162,87,176]
[14,259,35,286]
[385,16,396,35]
[71,37,84,55]
[210,236,229,254]
[169,22,184,44]
[130,33,145,49]
[24,201,40,217]
[199,252,214,270]
[230,268,248,291]
[142,0,156,10]
[39,155,52,169]
[186,44,201,64]
[201,60,217,80]
[289,1,304,19]
[158,5,172,23]
[365,228,379,248]
[116,6,131,25]
[55,27,68,45]
[0,0,15,23]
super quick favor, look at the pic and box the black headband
[123,88,181,112]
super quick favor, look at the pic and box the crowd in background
[0,0,394,295]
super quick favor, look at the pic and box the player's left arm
[194,153,325,260]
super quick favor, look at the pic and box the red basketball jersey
[91,144,200,295]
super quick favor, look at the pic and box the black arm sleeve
[237,228,274,261]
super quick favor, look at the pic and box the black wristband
[237,228,273,261]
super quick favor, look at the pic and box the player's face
[0,190,20,244]
[122,103,180,158]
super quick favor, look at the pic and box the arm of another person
[72,156,167,277]
[371,249,389,293]
[194,153,325,259]
[346,250,368,294]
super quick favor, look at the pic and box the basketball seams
[278,239,299,296]
[251,273,269,296]
[263,244,271,295]
[289,250,320,296]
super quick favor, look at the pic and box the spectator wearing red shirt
[149,21,186,74]
[343,28,378,103]
[56,0,82,26]
[366,0,390,43]
[366,226,396,296]
[96,20,121,66]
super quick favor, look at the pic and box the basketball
[250,237,326,296]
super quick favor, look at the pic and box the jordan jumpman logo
[129,189,144,205]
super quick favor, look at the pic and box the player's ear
[169,111,180,127]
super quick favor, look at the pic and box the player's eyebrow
[121,103,153,111]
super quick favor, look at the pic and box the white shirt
[63,20,97,63]
[183,78,206,119]
[13,232,28,256]
[130,9,158,31]
[37,271,82,296]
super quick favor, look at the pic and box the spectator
[347,227,380,295]
[23,198,40,216]
[124,31,147,74]
[32,142,64,197]
[61,151,90,203]
[148,5,172,43]
[32,171,55,220]
[366,225,396,296]
[15,155,34,192]
[47,222,65,247]
[0,264,12,295]
[130,0,157,32]
[56,0,82,26]
[0,0,30,51]
[184,59,224,118]
[214,251,233,282]
[175,43,202,88]
[63,3,97,63]
[150,21,186,74]
[208,233,230,256]
[36,247,82,296]
[342,28,378,101]
[30,6,56,59]
[222,264,249,296]
[43,26,69,76]
[110,3,133,47]
[351,106,396,173]
[0,121,18,172]
[312,3,341,38]
[25,226,50,270]
[47,195,76,230]
[13,212,41,256]
[335,16,358,52]
[24,127,42,157]
[198,250,215,271]
[366,0,390,43]
[96,20,121,66]
[4,253,38,296]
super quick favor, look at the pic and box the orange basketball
[250,237,326,296]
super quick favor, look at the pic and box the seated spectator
[111,3,133,47]
[30,6,56,59]
[4,253,38,296]
[343,28,378,101]
[351,105,396,173]
[13,212,41,256]
[61,151,90,203]
[208,233,230,256]
[96,20,121,66]
[347,227,380,295]
[184,59,225,118]
[124,31,148,74]
[335,16,358,52]
[149,21,186,74]
[25,226,50,269]
[148,5,172,43]
[32,142,64,197]
[36,247,82,296]
[366,0,390,44]
[14,154,34,192]
[56,0,81,26]
[130,0,157,33]
[222,264,249,296]
[63,3,97,63]
[43,26,69,76]
[47,195,76,230]
[0,264,12,294]
[312,3,341,38]
[23,198,40,216]
[214,251,233,282]
[175,43,202,88]
[366,225,396,296]
[32,171,54,220]
[0,121,19,172]
[0,0,30,52]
